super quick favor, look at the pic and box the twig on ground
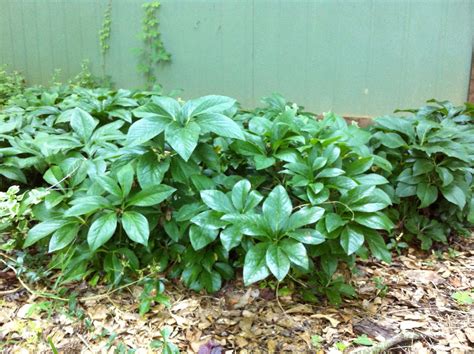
[350,332,423,354]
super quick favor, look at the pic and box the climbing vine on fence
[136,1,171,88]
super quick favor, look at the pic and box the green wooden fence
[1,0,473,116]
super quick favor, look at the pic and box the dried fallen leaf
[310,314,340,327]
[400,320,425,330]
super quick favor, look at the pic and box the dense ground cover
[0,82,473,309]
[0,80,472,353]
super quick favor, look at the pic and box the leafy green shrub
[370,99,474,249]
[0,66,25,107]
[0,88,472,304]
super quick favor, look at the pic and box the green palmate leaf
[149,96,181,119]
[121,211,149,246]
[200,190,235,213]
[182,95,236,117]
[43,166,64,187]
[64,196,112,217]
[254,155,276,170]
[96,175,122,198]
[231,179,251,211]
[345,157,374,176]
[288,207,325,230]
[376,132,406,148]
[191,210,228,230]
[396,183,416,197]
[413,159,434,176]
[279,239,309,269]
[133,99,178,120]
[416,183,438,208]
[220,226,242,250]
[48,223,80,252]
[200,270,222,293]
[366,231,391,263]
[196,113,245,140]
[128,184,176,207]
[374,115,415,139]
[189,225,219,250]
[126,116,170,146]
[440,184,466,209]
[117,164,134,198]
[0,166,26,183]
[340,225,365,255]
[354,212,394,231]
[24,219,69,248]
[316,168,345,178]
[87,212,118,251]
[288,229,325,245]
[266,244,290,281]
[244,191,264,212]
[165,121,200,161]
[243,242,270,285]
[468,197,474,224]
[263,185,292,233]
[70,107,98,141]
[354,174,389,186]
[436,167,454,187]
[325,213,347,232]
[137,153,170,188]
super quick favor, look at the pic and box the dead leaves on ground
[0,238,473,353]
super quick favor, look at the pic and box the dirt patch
[1,238,473,353]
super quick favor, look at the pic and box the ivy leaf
[87,212,118,251]
[262,185,292,233]
[266,244,290,281]
[340,225,365,255]
[121,211,149,246]
[243,243,270,285]
[165,121,200,161]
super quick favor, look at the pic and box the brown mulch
[0,238,473,353]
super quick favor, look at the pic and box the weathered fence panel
[1,0,472,116]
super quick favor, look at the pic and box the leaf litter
[0,237,472,353]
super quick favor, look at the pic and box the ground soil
[0,238,473,353]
